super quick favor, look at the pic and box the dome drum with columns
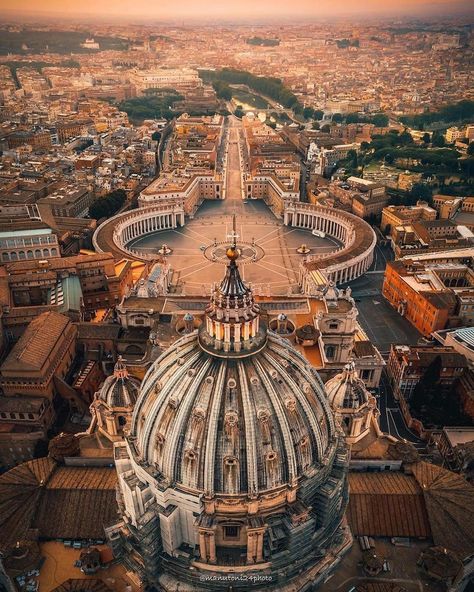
[108,224,350,590]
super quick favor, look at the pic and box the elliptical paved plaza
[129,120,340,295]
[130,199,340,295]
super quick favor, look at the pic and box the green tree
[460,158,474,178]
[399,130,414,145]
[332,113,343,123]
[371,113,389,127]
[422,132,431,144]
[313,110,324,120]
[409,182,432,203]
[234,106,244,118]
[346,113,360,124]
[303,106,315,120]
[89,189,127,219]
[467,142,474,156]
[432,132,446,147]
[212,80,232,101]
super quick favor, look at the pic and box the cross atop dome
[198,218,267,358]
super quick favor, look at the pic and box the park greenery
[339,112,390,127]
[302,107,324,121]
[0,30,128,55]
[212,80,232,101]
[199,68,301,111]
[246,37,280,47]
[336,38,360,48]
[89,189,126,220]
[357,130,468,175]
[400,99,474,129]
[336,125,474,204]
[118,92,184,122]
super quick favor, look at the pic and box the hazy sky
[1,0,472,20]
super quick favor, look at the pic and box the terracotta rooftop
[348,471,431,539]
[52,579,113,592]
[0,457,118,552]
[1,311,72,372]
[411,461,474,559]
[348,462,474,560]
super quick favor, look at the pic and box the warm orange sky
[1,0,472,20]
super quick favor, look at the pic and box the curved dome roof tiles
[131,331,336,496]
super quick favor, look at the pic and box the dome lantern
[198,215,267,358]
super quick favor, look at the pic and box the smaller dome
[99,356,140,408]
[277,313,287,321]
[325,362,369,410]
[183,313,194,321]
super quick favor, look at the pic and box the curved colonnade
[93,200,376,287]
[285,202,376,287]
[92,202,185,261]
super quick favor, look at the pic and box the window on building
[326,345,335,359]
[224,525,239,539]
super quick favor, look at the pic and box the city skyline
[2,0,473,21]
[0,8,473,592]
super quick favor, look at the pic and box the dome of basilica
[131,231,336,496]
[113,222,349,591]
[132,329,336,495]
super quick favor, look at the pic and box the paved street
[346,243,422,353]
